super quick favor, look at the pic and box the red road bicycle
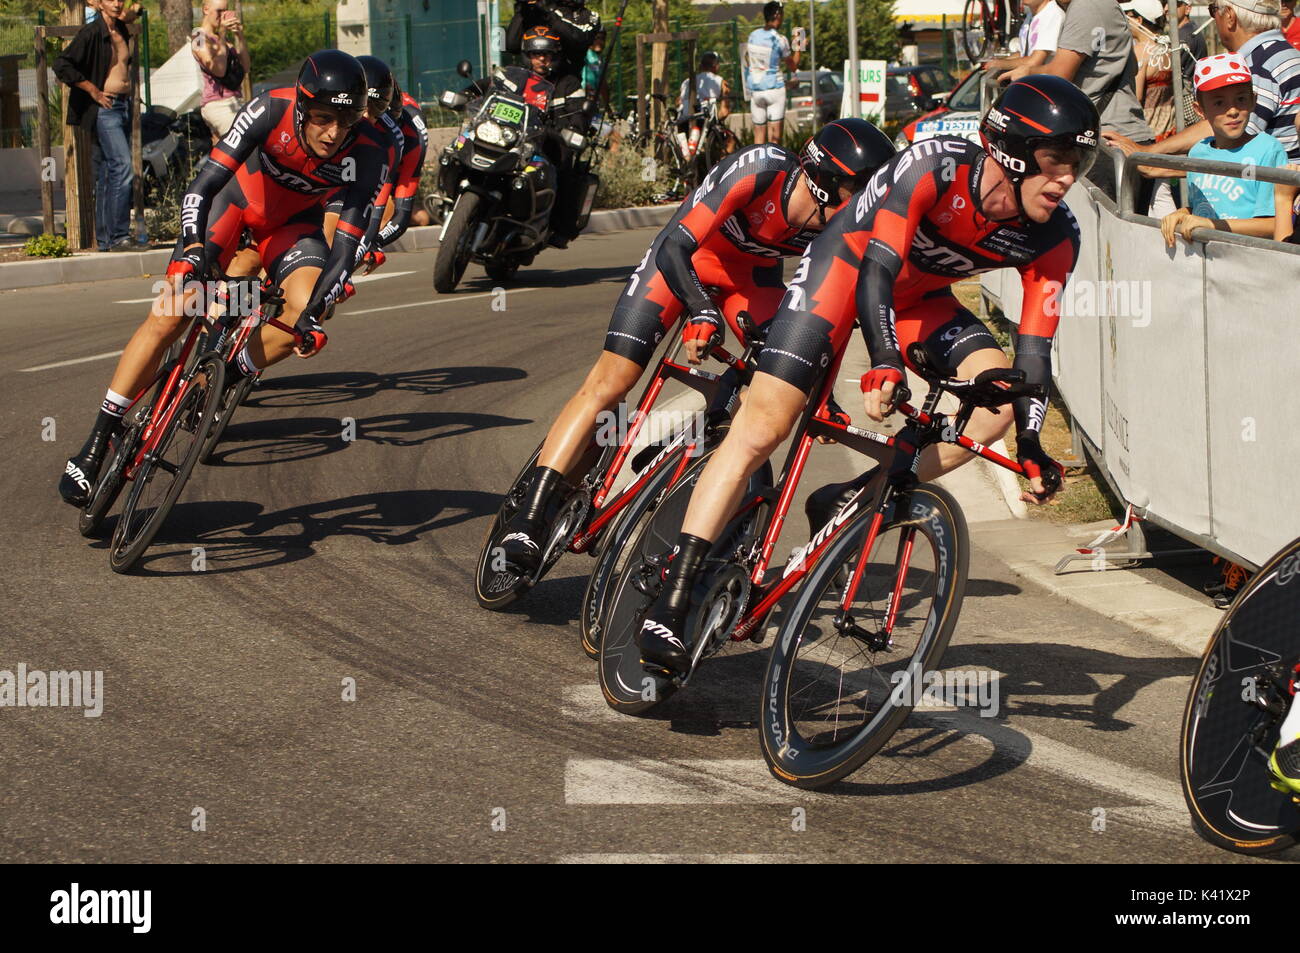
[78,276,322,573]
[961,0,1023,63]
[597,341,1047,789]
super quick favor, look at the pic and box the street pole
[1166,0,1186,132]
[847,0,859,118]
[809,0,817,131]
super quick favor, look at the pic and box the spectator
[1123,0,1178,140]
[744,1,802,144]
[191,0,250,141]
[676,52,736,157]
[505,0,601,85]
[1160,53,1286,244]
[985,0,1067,75]
[1108,0,1300,164]
[53,0,144,252]
[581,29,604,96]
[1001,0,1155,202]
[1282,0,1300,47]
[1180,0,1211,62]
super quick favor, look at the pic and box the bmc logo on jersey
[221,100,266,149]
[987,143,1026,174]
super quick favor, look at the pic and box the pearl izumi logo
[0,664,103,717]
[50,884,151,933]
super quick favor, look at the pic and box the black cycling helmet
[980,75,1100,194]
[386,77,405,122]
[356,54,396,117]
[295,49,367,148]
[700,50,720,69]
[763,1,783,22]
[799,118,897,211]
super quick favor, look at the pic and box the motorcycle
[140,107,211,205]
[433,60,599,291]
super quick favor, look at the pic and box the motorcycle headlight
[475,121,505,146]
[499,126,518,145]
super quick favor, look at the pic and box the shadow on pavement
[456,263,634,293]
[243,365,528,409]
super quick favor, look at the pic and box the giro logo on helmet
[330,94,355,105]
[988,143,1027,174]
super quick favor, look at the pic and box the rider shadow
[501,572,588,628]
[242,365,528,410]
[122,488,500,576]
[458,263,634,292]
[206,411,530,467]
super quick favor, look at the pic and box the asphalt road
[0,232,1285,864]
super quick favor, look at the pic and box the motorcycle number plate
[490,101,524,125]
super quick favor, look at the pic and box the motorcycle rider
[505,0,601,83]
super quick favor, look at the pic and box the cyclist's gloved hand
[293,310,328,358]
[1016,431,1064,504]
[682,307,722,365]
[860,363,905,423]
[166,245,207,283]
[341,279,357,302]
[362,249,386,275]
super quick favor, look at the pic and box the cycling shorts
[757,289,1002,394]
[604,243,786,367]
[169,176,329,284]
[750,87,786,124]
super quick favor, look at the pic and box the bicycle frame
[568,340,752,554]
[725,358,1029,643]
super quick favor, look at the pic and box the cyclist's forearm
[855,254,903,368]
[1012,332,1052,437]
[179,158,235,249]
[655,226,716,318]
[378,196,414,246]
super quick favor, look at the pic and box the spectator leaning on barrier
[1107,0,1300,164]
[53,0,145,252]
[1160,53,1287,244]
[984,0,1066,75]
[191,0,250,141]
[1001,0,1154,203]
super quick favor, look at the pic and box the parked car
[885,64,958,125]
[897,66,983,149]
[785,69,842,127]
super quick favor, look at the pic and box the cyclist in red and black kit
[638,76,1101,675]
[57,49,393,507]
[376,83,428,248]
[496,119,896,573]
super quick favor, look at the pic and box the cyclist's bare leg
[916,346,1013,481]
[753,120,768,145]
[246,265,324,367]
[107,280,207,399]
[226,246,262,278]
[537,350,644,476]
[767,119,783,145]
[680,370,805,542]
[323,211,339,246]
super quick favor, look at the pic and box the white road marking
[565,758,790,804]
[20,350,124,372]
[113,296,160,304]
[350,270,416,284]
[346,285,546,316]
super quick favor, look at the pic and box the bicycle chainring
[539,491,591,576]
[689,563,751,669]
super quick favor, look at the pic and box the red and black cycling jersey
[182,88,396,320]
[378,92,429,247]
[785,135,1079,436]
[657,143,825,323]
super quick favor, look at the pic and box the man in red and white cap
[1159,52,1288,245]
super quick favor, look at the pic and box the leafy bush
[592,130,677,209]
[23,232,69,257]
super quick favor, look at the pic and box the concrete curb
[0,204,678,292]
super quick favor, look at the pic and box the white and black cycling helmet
[798,118,897,212]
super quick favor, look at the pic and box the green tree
[783,0,899,70]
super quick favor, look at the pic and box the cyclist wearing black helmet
[634,76,1098,677]
[493,121,895,576]
[375,79,429,249]
[57,49,395,508]
[505,0,601,83]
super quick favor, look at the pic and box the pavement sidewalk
[0,204,677,293]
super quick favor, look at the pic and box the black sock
[518,466,564,526]
[658,533,712,617]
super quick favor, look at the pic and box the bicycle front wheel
[1180,535,1300,855]
[961,0,992,63]
[109,354,225,573]
[760,483,969,789]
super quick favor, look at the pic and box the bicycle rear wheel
[109,354,225,573]
[1180,536,1300,854]
[961,0,992,63]
[760,483,969,789]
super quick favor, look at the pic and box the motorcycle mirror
[560,129,586,150]
[440,90,469,110]
[456,59,473,78]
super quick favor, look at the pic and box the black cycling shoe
[637,601,692,677]
[499,515,546,576]
[805,467,880,536]
[58,426,118,507]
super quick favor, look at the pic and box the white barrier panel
[1052,185,1104,445]
[1097,210,1211,539]
[1203,240,1300,565]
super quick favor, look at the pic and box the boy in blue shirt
[1161,53,1287,246]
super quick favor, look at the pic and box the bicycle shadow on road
[242,365,528,410]
[456,264,634,293]
[204,411,530,467]
[117,488,500,576]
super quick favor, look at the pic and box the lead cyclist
[636,75,1098,675]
